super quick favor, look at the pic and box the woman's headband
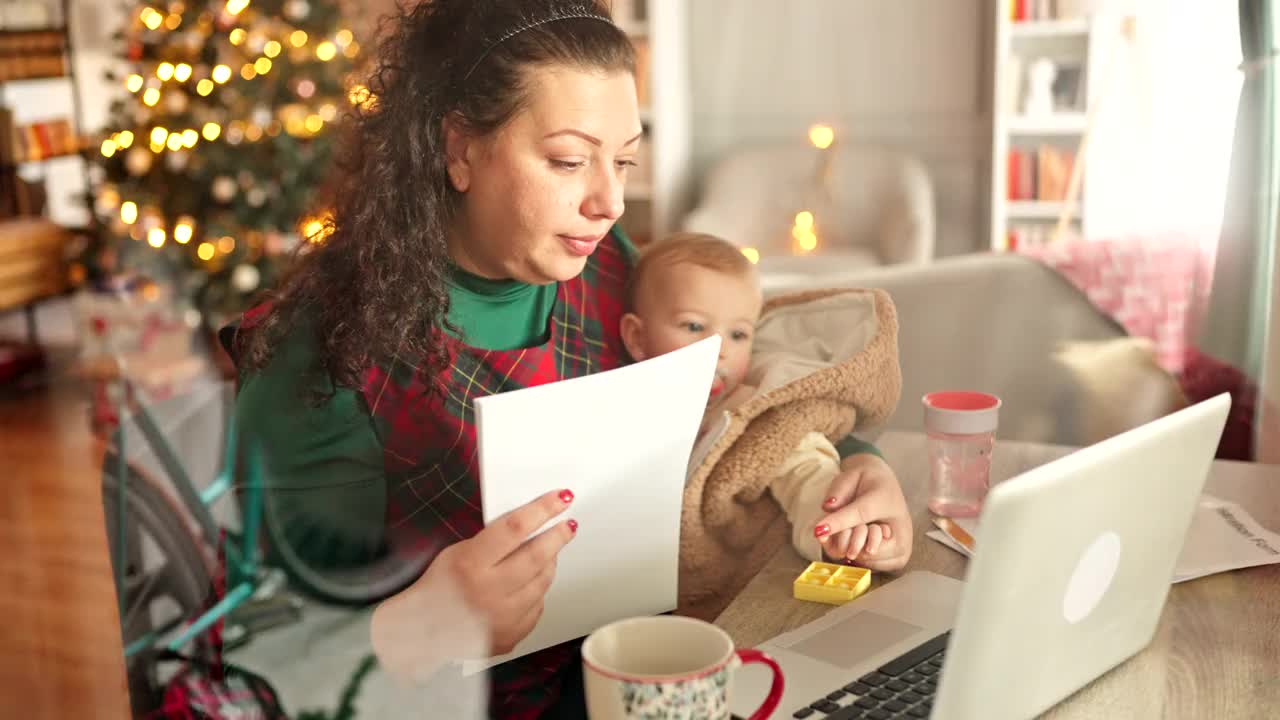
[462,10,616,81]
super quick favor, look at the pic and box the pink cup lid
[922,391,1001,435]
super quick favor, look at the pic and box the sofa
[759,251,1186,448]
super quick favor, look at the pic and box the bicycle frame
[111,378,265,658]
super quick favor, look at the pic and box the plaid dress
[359,234,633,718]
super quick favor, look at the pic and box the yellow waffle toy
[792,561,871,605]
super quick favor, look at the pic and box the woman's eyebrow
[543,129,644,147]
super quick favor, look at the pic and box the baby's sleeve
[767,432,845,561]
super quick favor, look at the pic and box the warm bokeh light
[808,124,835,150]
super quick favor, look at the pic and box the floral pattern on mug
[618,661,736,720]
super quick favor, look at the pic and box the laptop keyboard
[790,632,949,719]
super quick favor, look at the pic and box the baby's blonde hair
[627,232,757,311]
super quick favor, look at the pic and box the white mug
[581,615,784,720]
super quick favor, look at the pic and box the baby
[620,232,891,563]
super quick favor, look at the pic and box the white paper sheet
[464,336,721,672]
[927,495,1280,584]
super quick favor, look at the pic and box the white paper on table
[462,336,721,673]
[927,495,1280,584]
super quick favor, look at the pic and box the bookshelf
[0,0,88,348]
[989,3,1101,251]
[610,0,691,246]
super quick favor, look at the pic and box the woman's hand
[371,488,577,681]
[813,454,913,571]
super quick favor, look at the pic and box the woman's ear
[442,113,472,192]
[620,313,647,361]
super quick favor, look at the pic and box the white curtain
[1087,1,1242,241]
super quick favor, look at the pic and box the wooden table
[716,431,1280,719]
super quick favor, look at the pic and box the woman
[223,1,911,717]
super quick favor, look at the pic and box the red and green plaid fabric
[151,648,288,720]
[360,232,632,718]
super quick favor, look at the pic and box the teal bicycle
[101,372,425,712]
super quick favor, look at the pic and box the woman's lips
[559,234,602,257]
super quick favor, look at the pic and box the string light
[343,41,360,59]
[348,83,370,106]
[143,88,161,106]
[126,74,144,92]
[315,41,336,61]
[166,133,184,151]
[245,124,263,142]
[225,0,250,16]
[241,63,257,80]
[141,8,164,30]
[157,62,175,81]
[301,214,334,243]
[741,247,760,264]
[290,30,308,47]
[181,129,199,148]
[254,57,272,75]
[217,236,236,253]
[264,40,281,58]
[116,131,135,148]
[174,63,192,82]
[197,242,216,260]
[792,211,818,253]
[148,227,166,248]
[229,28,246,45]
[304,115,323,133]
[100,139,117,158]
[164,13,182,30]
[212,64,232,83]
[174,218,194,244]
[197,79,214,96]
[151,127,169,146]
[202,122,221,141]
[808,124,835,150]
[335,29,354,47]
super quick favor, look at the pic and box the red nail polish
[567,519,578,533]
[559,489,574,504]
[814,524,831,538]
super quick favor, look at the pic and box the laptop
[729,393,1231,720]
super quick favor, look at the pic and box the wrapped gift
[70,280,206,428]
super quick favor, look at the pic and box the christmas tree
[88,0,363,329]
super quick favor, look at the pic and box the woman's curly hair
[235,0,634,399]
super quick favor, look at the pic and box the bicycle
[95,334,426,713]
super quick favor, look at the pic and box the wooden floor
[1,363,130,718]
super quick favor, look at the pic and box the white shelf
[1007,200,1080,220]
[1006,113,1088,135]
[991,4,1099,251]
[1010,18,1090,39]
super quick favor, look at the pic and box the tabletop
[715,430,1280,719]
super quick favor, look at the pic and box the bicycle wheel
[102,450,217,716]
[258,473,428,606]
